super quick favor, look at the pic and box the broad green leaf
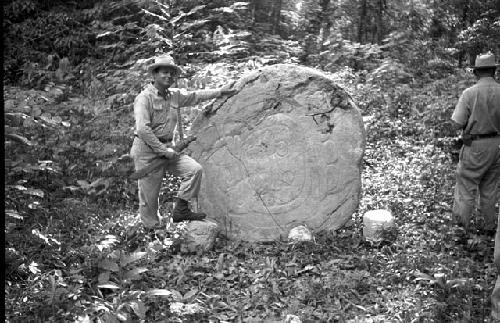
[123,267,148,281]
[98,272,110,284]
[23,117,37,128]
[99,43,122,50]
[31,107,42,117]
[115,312,128,322]
[147,289,173,297]
[63,185,80,192]
[97,236,118,251]
[120,251,147,267]
[28,202,41,209]
[96,31,114,39]
[101,312,120,323]
[97,282,120,289]
[129,300,147,319]
[40,113,54,124]
[6,210,23,220]
[449,278,468,288]
[23,188,44,198]
[98,259,119,272]
[415,271,434,282]
[5,133,33,146]
[170,289,183,301]
[31,229,52,245]
[90,178,106,188]
[74,314,91,323]
[29,262,40,274]
[77,180,90,189]
[183,288,198,301]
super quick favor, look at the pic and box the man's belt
[462,133,499,146]
[134,134,172,144]
[469,133,499,140]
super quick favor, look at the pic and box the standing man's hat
[473,52,499,69]
[148,55,182,74]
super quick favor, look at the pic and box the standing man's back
[452,72,500,136]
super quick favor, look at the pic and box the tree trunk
[318,0,332,50]
[457,0,468,67]
[358,0,367,43]
[249,0,256,23]
[300,1,322,64]
[375,0,385,44]
[272,0,282,34]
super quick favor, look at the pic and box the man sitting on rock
[130,55,235,228]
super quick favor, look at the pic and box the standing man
[130,55,235,228]
[451,52,500,234]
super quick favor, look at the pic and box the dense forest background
[4,0,500,322]
[4,0,500,84]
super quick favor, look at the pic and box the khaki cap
[148,55,182,74]
[473,52,499,69]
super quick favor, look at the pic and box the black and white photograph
[4,0,500,321]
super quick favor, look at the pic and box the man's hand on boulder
[163,147,179,159]
[204,81,237,115]
[220,80,237,96]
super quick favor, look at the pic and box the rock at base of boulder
[180,220,220,254]
[288,225,314,242]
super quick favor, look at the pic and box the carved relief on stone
[187,64,366,241]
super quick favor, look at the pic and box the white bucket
[363,209,395,242]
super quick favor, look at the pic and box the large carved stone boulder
[187,64,365,241]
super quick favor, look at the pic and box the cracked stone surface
[187,64,366,241]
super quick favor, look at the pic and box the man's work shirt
[133,83,221,155]
[452,77,500,135]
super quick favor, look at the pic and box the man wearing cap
[130,55,235,227]
[451,52,500,234]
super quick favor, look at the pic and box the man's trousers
[453,137,500,231]
[131,152,203,228]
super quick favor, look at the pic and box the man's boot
[172,198,206,222]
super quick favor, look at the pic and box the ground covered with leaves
[5,58,499,322]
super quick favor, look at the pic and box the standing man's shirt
[133,83,221,155]
[452,77,500,135]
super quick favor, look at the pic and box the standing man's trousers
[131,153,203,228]
[453,137,500,231]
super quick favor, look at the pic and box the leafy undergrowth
[5,178,497,323]
[6,126,498,323]
[5,62,499,322]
